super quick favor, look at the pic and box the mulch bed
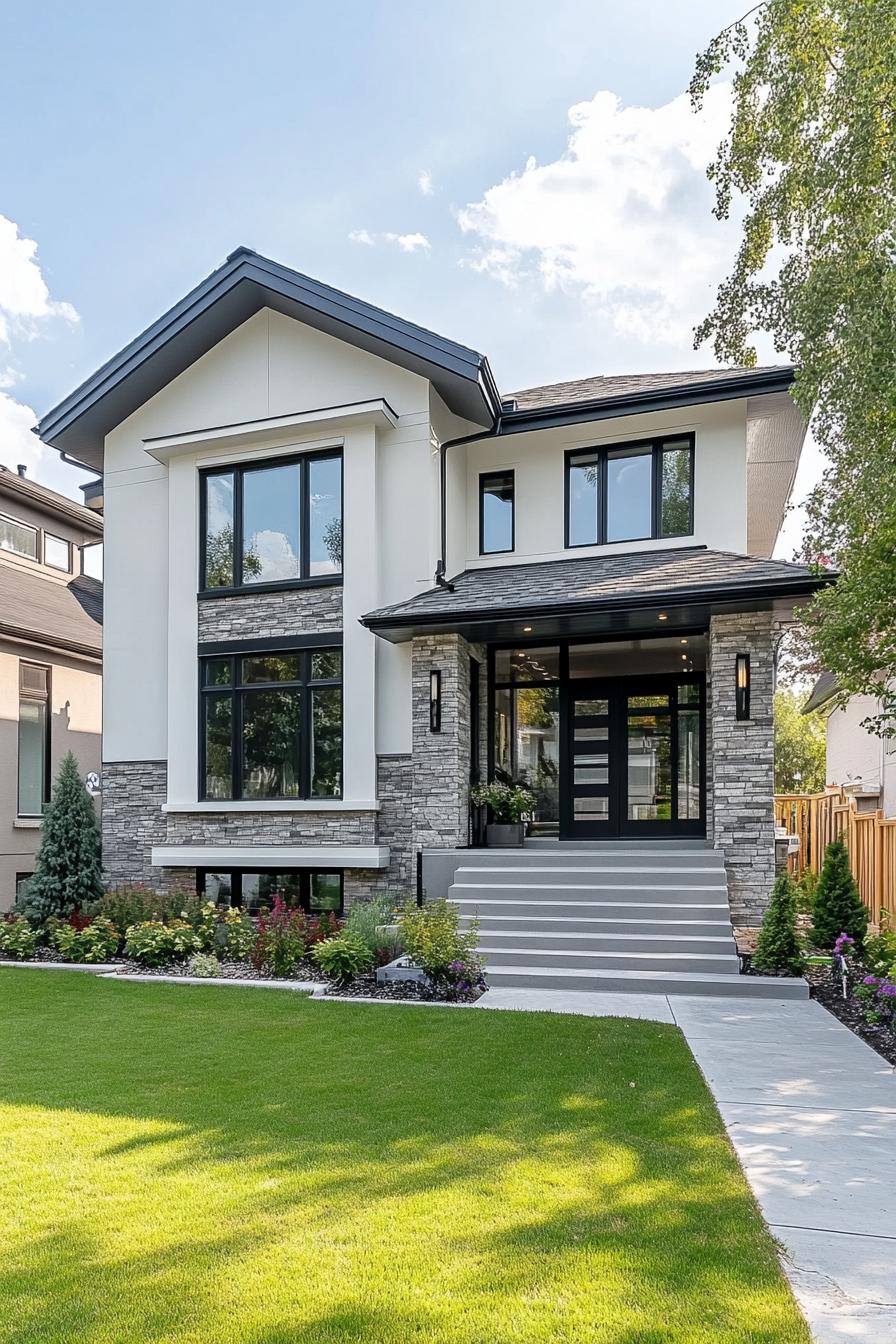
[321,972,484,1002]
[804,962,896,1067]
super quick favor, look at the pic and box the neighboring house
[803,673,896,816]
[0,465,103,908]
[35,247,830,953]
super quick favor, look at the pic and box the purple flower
[863,975,881,986]
[877,983,896,998]
[833,933,856,957]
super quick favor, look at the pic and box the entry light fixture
[735,653,751,721]
[429,669,442,733]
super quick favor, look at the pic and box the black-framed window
[43,532,71,572]
[565,435,694,548]
[479,470,515,555]
[200,645,342,800]
[0,513,38,561]
[200,450,342,593]
[198,869,343,916]
[18,662,49,817]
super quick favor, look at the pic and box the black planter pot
[486,822,526,848]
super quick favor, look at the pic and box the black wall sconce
[735,653,751,721]
[429,669,442,732]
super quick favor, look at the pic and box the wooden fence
[774,788,896,926]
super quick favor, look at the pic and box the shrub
[187,952,221,978]
[863,911,896,978]
[252,898,308,976]
[51,918,120,964]
[214,908,257,961]
[88,886,183,936]
[345,894,404,957]
[311,933,374,983]
[752,872,804,976]
[15,752,102,924]
[124,920,202,967]
[0,915,39,960]
[853,975,896,1026]
[794,867,819,915]
[400,899,484,990]
[813,837,868,947]
[304,913,342,948]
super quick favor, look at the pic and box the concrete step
[471,847,724,867]
[482,964,809,999]
[462,912,734,933]
[453,897,731,920]
[476,929,737,955]
[482,947,740,974]
[453,866,725,888]
[451,881,729,903]
[523,839,712,852]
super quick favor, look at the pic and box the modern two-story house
[36,248,828,962]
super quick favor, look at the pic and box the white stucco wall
[462,399,748,568]
[826,696,882,790]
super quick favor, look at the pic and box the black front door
[561,674,704,838]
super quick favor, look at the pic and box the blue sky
[0,0,819,553]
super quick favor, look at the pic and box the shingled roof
[507,367,791,413]
[363,546,829,639]
[0,567,102,657]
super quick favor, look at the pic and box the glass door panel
[569,691,613,833]
[626,711,672,822]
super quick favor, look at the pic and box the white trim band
[161,800,381,814]
[151,844,390,869]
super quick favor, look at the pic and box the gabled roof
[0,467,103,537]
[36,247,502,468]
[509,366,792,412]
[0,567,102,658]
[363,546,831,642]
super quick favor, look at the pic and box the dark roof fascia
[36,248,501,465]
[362,572,832,637]
[0,473,104,535]
[803,671,839,714]
[496,368,796,435]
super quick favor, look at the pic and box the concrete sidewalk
[477,988,896,1342]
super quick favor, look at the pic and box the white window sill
[13,818,41,830]
[161,800,381,814]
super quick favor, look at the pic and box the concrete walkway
[477,988,896,1342]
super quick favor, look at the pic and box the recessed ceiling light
[523,626,532,633]
[680,638,688,645]
[681,653,688,660]
[658,612,668,621]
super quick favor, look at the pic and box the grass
[0,971,808,1344]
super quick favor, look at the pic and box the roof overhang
[36,247,501,470]
[746,392,807,555]
[364,578,830,645]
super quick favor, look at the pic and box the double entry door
[562,675,704,839]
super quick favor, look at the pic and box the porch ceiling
[362,546,833,644]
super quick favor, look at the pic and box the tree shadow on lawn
[0,973,809,1344]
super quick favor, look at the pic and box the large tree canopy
[691,2,896,733]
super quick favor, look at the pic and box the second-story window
[0,513,38,561]
[44,533,72,572]
[565,435,693,547]
[479,470,515,555]
[200,451,342,593]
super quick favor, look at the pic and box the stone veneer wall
[709,611,776,925]
[197,584,342,641]
[101,760,196,893]
[410,634,486,852]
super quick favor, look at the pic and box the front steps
[448,842,807,999]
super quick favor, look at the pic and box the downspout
[434,418,502,591]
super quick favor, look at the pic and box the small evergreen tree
[812,837,868,949]
[16,752,102,924]
[753,872,803,976]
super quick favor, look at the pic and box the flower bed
[1,889,488,1003]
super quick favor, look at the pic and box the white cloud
[0,214,78,344]
[0,215,86,499]
[458,84,739,352]
[348,228,375,246]
[384,232,431,253]
[418,169,434,197]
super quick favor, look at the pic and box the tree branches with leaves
[691,2,896,733]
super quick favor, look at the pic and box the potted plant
[470,781,536,847]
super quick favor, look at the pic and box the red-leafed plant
[251,896,309,976]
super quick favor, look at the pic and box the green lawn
[0,971,807,1344]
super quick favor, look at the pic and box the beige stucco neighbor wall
[0,640,101,910]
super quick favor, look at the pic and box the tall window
[565,435,693,547]
[0,514,38,561]
[18,663,49,816]
[200,646,342,800]
[200,451,342,592]
[479,470,515,554]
